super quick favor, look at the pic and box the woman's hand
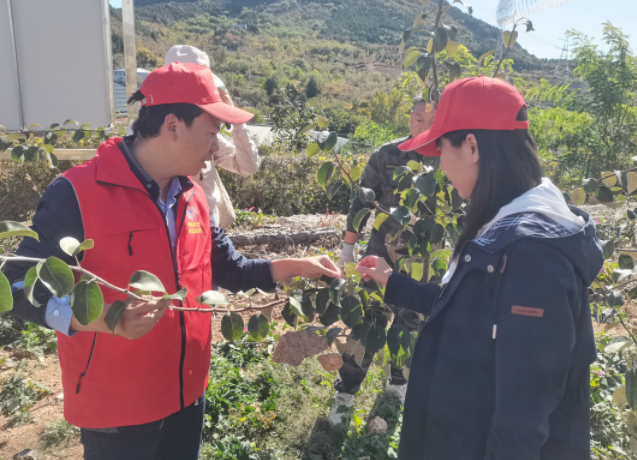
[356,256,393,287]
[270,255,342,282]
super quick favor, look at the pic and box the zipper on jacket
[98,180,195,410]
[76,333,98,394]
[128,231,135,256]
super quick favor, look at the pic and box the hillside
[111,0,562,133]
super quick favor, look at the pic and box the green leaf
[315,288,331,315]
[391,206,412,228]
[411,262,424,281]
[352,320,372,347]
[59,237,94,257]
[317,162,335,191]
[583,178,599,194]
[341,295,362,328]
[301,291,316,321]
[64,119,79,126]
[431,223,445,245]
[387,324,412,356]
[366,323,387,355]
[11,145,25,162]
[402,27,415,44]
[329,278,346,307]
[404,189,421,209]
[374,213,390,231]
[104,300,127,334]
[0,272,12,314]
[166,287,188,302]
[433,27,449,53]
[318,131,338,152]
[70,281,104,326]
[393,166,412,181]
[6,132,26,142]
[281,301,298,327]
[353,208,371,233]
[608,290,625,308]
[619,254,635,270]
[359,187,375,203]
[407,160,423,174]
[502,30,518,48]
[403,50,421,69]
[196,290,229,305]
[129,271,165,293]
[601,240,614,260]
[296,122,317,138]
[0,221,39,241]
[36,257,75,298]
[416,54,434,82]
[596,186,614,203]
[23,267,40,307]
[221,312,244,342]
[306,142,321,158]
[326,327,343,347]
[350,166,363,182]
[448,187,463,210]
[327,182,342,201]
[47,153,59,168]
[248,314,269,340]
[289,289,305,315]
[414,174,437,197]
[317,116,330,129]
[319,302,341,327]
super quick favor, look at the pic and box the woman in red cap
[357,76,602,460]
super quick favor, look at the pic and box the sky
[109,0,636,60]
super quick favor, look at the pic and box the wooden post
[122,0,138,120]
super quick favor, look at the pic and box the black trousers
[80,393,205,460]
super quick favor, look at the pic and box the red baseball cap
[399,76,528,156]
[140,62,254,125]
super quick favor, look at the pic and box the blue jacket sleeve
[2,178,84,329]
[384,271,441,316]
[484,239,580,460]
[210,228,276,293]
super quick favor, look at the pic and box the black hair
[435,106,542,252]
[127,90,204,139]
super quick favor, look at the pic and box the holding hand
[356,256,393,287]
[114,298,170,340]
[271,255,342,282]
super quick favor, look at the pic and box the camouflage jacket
[346,137,438,247]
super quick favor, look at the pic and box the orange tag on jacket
[511,306,544,318]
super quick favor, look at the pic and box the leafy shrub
[0,376,50,427]
[204,355,281,442]
[5,323,58,358]
[220,148,363,216]
[39,420,80,449]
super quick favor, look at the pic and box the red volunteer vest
[58,137,213,428]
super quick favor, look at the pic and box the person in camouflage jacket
[327,95,437,429]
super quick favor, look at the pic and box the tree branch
[0,254,144,300]
[171,298,287,314]
[493,22,517,77]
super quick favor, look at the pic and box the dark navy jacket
[385,207,602,460]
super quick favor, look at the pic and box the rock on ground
[271,330,329,367]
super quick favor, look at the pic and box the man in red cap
[3,63,341,460]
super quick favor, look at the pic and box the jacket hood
[476,181,603,286]
[477,178,585,238]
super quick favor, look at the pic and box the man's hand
[271,256,342,282]
[356,256,393,287]
[71,297,169,339]
[115,298,170,340]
